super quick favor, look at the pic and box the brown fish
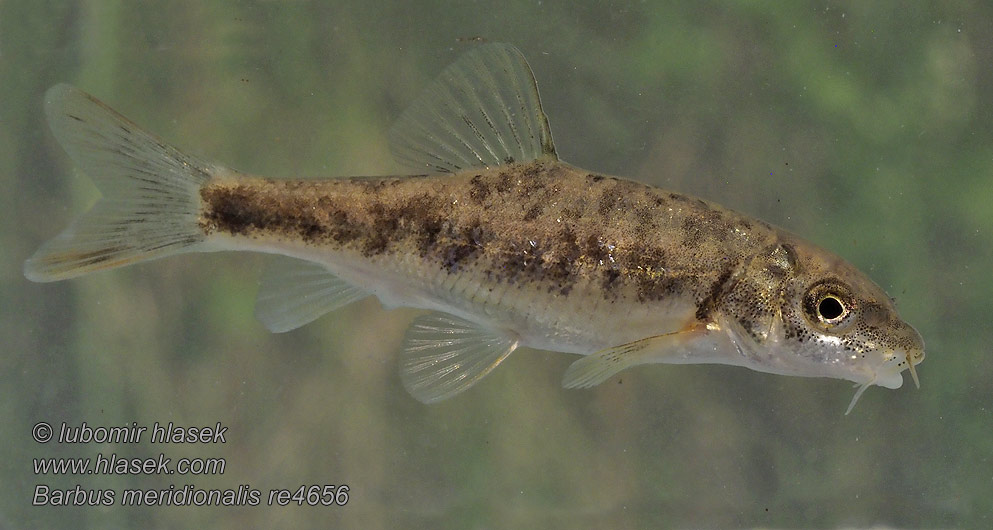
[25,44,924,412]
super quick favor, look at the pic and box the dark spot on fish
[495,172,514,193]
[584,234,610,265]
[562,206,583,220]
[501,240,545,285]
[635,268,678,303]
[517,164,547,198]
[682,225,704,248]
[608,243,676,302]
[523,203,544,221]
[361,179,390,194]
[695,261,738,321]
[463,218,490,247]
[598,188,620,216]
[588,174,604,183]
[544,228,581,294]
[504,156,515,164]
[469,175,490,204]
[436,218,489,273]
[418,216,445,256]
[620,245,667,273]
[363,232,389,255]
[443,242,477,272]
[684,208,731,244]
[556,228,581,262]
[393,193,427,218]
[201,186,266,236]
[302,222,322,241]
[602,268,621,290]
[200,184,334,243]
[327,208,361,244]
[364,203,398,254]
[364,193,448,257]
[680,207,732,247]
[635,205,655,227]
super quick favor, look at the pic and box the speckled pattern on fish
[200,161,775,316]
[26,43,924,411]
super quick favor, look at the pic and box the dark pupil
[818,297,844,320]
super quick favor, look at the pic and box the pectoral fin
[400,312,519,403]
[562,325,707,389]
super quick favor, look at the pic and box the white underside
[208,235,906,391]
[210,235,699,355]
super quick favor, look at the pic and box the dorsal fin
[388,43,558,174]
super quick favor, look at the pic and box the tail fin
[24,84,213,282]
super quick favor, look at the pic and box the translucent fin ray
[388,43,557,174]
[255,257,369,333]
[562,328,705,389]
[24,84,212,282]
[562,341,655,389]
[400,312,518,403]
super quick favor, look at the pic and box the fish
[25,43,924,413]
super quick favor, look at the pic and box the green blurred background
[2,1,991,528]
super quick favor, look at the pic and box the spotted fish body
[200,163,759,353]
[25,44,924,412]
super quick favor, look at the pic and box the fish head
[717,237,925,391]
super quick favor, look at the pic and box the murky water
[3,2,991,527]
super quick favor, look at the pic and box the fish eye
[816,295,847,323]
[802,281,854,330]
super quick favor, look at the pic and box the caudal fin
[24,84,213,282]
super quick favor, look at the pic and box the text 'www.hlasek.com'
[30,421,349,507]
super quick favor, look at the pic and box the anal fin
[401,312,518,403]
[255,256,369,333]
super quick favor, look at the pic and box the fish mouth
[845,346,925,415]
[844,350,911,415]
[876,347,925,390]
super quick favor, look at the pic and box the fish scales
[198,161,776,350]
[26,43,923,410]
